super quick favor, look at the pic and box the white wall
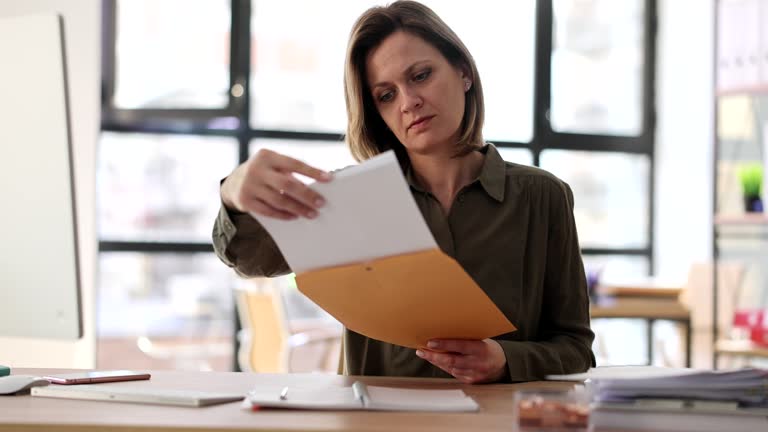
[654,0,714,280]
[0,0,99,368]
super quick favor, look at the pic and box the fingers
[267,150,333,183]
[416,350,463,380]
[261,186,319,219]
[416,349,473,370]
[427,339,483,355]
[263,171,326,213]
[230,149,333,220]
[417,339,507,384]
[451,370,480,384]
[416,350,482,383]
[449,368,476,377]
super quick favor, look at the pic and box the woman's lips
[408,115,434,132]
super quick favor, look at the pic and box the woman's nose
[400,88,423,113]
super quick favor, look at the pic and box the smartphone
[43,370,151,385]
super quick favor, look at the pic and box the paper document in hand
[256,151,437,273]
[254,150,515,349]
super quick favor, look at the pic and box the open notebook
[244,381,479,412]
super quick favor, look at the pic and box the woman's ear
[459,65,472,92]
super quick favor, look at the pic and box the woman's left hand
[416,339,507,384]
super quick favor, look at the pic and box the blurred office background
[3,0,765,372]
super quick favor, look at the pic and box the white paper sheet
[546,365,701,382]
[254,151,437,273]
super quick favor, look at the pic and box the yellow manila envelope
[255,151,516,349]
[296,248,515,349]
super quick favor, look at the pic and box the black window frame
[98,0,657,370]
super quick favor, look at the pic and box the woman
[214,0,594,383]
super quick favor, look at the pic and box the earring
[464,79,472,91]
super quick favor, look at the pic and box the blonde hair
[344,0,485,164]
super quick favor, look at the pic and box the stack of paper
[548,367,768,432]
[590,368,768,406]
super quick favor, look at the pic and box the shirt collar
[477,144,506,202]
[403,143,506,203]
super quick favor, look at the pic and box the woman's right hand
[220,148,332,220]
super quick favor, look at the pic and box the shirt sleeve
[212,200,292,278]
[495,179,596,382]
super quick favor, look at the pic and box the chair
[676,262,749,368]
[133,279,233,371]
[678,262,745,334]
[235,277,342,373]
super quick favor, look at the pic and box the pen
[352,381,370,407]
[279,386,289,401]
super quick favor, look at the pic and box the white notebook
[31,384,244,407]
[244,381,479,412]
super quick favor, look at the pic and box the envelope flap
[296,249,515,349]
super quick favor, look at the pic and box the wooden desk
[591,295,692,367]
[0,368,590,432]
[716,339,768,359]
[596,282,683,299]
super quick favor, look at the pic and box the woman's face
[365,31,468,156]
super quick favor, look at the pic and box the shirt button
[224,221,233,230]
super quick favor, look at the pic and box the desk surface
[591,296,689,320]
[596,278,684,298]
[716,339,768,358]
[0,368,655,432]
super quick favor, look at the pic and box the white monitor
[0,14,82,339]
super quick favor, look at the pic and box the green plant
[737,163,763,198]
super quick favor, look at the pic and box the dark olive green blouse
[213,144,595,382]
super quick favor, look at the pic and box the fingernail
[306,210,317,218]
[321,172,332,180]
[314,198,325,207]
[427,341,438,349]
[416,350,424,358]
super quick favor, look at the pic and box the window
[426,1,537,143]
[250,139,356,172]
[249,0,380,132]
[550,0,646,136]
[97,252,237,371]
[497,148,535,166]
[539,150,650,249]
[98,133,238,243]
[113,0,232,110]
[100,0,657,371]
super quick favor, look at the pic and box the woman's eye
[413,70,431,82]
[379,91,394,103]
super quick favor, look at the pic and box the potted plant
[737,163,763,212]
